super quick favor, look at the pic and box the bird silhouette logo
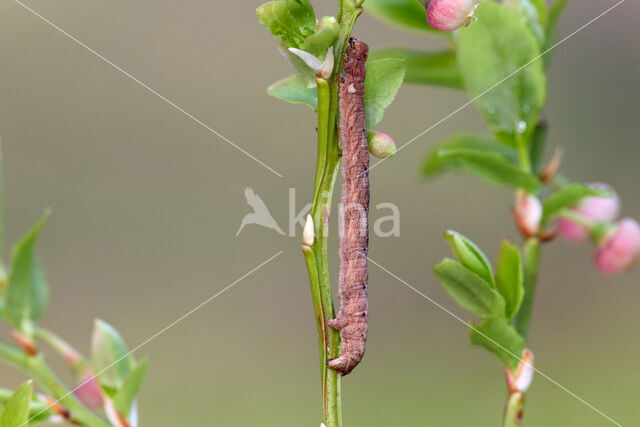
[236,187,285,236]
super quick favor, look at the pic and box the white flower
[288,47,334,79]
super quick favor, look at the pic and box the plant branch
[302,3,364,425]
[0,341,109,426]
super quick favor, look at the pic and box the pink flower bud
[425,0,479,31]
[594,218,640,275]
[74,371,104,410]
[514,191,542,238]
[557,183,620,242]
[368,132,396,158]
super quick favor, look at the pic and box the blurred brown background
[0,0,638,425]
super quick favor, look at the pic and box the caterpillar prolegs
[327,38,370,376]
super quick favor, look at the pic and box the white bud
[288,47,334,80]
[303,214,315,247]
[318,47,334,79]
[513,349,534,393]
[515,190,543,237]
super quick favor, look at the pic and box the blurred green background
[0,0,638,425]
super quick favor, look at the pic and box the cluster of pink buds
[557,183,640,275]
[424,0,480,31]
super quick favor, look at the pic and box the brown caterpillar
[327,38,370,376]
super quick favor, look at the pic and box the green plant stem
[34,327,87,375]
[503,391,525,427]
[515,133,532,174]
[302,4,363,425]
[514,238,540,341]
[0,341,109,426]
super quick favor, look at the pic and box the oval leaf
[370,48,463,89]
[6,211,51,334]
[0,381,33,427]
[434,259,506,318]
[113,358,149,419]
[256,0,316,49]
[444,231,494,287]
[470,316,525,370]
[267,75,318,110]
[364,0,440,33]
[457,1,546,146]
[422,148,541,193]
[364,58,406,128]
[542,183,609,224]
[495,240,524,318]
[92,319,135,390]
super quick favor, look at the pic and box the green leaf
[422,134,518,176]
[544,0,569,67]
[369,49,462,89]
[470,316,525,370]
[422,148,541,193]
[542,183,610,223]
[256,0,316,49]
[92,319,135,390]
[364,58,406,128]
[503,0,548,46]
[302,16,340,57]
[457,1,546,146]
[0,381,32,427]
[434,259,506,318]
[113,358,149,419]
[6,211,51,334]
[267,75,318,110]
[444,231,494,287]
[364,0,440,34]
[495,240,524,318]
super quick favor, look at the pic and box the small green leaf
[457,1,546,146]
[544,0,570,66]
[542,183,609,224]
[256,1,316,49]
[113,358,149,419]
[434,259,506,318]
[364,58,406,128]
[444,231,494,287]
[0,381,33,427]
[6,211,51,334]
[92,319,135,390]
[302,16,340,57]
[369,49,462,89]
[422,148,541,193]
[495,240,524,318]
[364,0,440,34]
[470,316,525,370]
[422,134,518,176]
[267,75,318,110]
[503,0,548,46]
